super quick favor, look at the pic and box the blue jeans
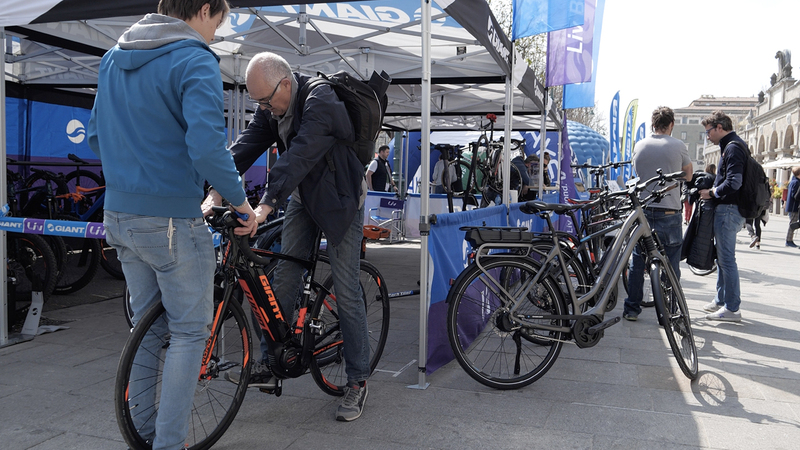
[104,211,215,450]
[270,199,370,383]
[624,209,683,317]
[712,203,745,312]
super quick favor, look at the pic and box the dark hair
[378,145,390,153]
[705,163,716,175]
[701,110,733,132]
[651,106,674,132]
[158,0,229,20]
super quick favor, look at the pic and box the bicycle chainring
[572,315,603,348]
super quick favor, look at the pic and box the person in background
[366,144,397,192]
[699,111,746,322]
[430,151,455,194]
[785,166,800,247]
[622,106,692,321]
[88,1,257,448]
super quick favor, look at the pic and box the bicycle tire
[527,240,591,312]
[446,257,567,389]
[115,298,252,450]
[64,169,104,216]
[7,233,59,305]
[123,284,134,328]
[309,257,390,396]
[53,224,102,294]
[41,235,69,284]
[650,260,699,380]
[21,171,70,217]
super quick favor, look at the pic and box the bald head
[245,52,292,86]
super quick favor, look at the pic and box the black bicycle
[115,208,390,449]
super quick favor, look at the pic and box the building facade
[673,96,758,169]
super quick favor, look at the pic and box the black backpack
[728,140,771,219]
[299,70,391,167]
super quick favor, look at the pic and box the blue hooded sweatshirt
[87,14,245,218]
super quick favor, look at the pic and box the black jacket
[230,73,362,245]
[712,132,747,206]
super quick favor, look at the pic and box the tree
[487,0,606,136]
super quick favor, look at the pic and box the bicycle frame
[203,210,334,382]
[473,181,674,335]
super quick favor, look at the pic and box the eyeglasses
[247,77,287,109]
[704,125,716,136]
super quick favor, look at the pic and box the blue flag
[512,0,585,40]
[608,91,620,185]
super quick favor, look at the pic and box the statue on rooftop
[776,49,792,80]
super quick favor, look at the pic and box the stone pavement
[1,214,799,449]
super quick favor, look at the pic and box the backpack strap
[298,78,337,172]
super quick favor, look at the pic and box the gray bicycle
[446,170,699,389]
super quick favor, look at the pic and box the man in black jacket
[366,145,396,191]
[203,52,370,421]
[698,111,745,322]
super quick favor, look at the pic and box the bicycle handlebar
[207,206,274,267]
[570,160,631,170]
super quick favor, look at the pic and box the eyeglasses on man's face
[247,77,287,109]
[705,125,717,136]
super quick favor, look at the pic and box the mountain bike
[446,170,698,389]
[115,208,390,449]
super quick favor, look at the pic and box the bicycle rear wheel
[7,233,59,307]
[53,215,101,294]
[309,258,390,396]
[650,260,698,380]
[115,298,252,450]
[447,257,567,389]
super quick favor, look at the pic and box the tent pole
[539,88,548,199]
[409,0,431,390]
[502,43,514,215]
[1,26,8,346]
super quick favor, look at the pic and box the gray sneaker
[225,360,277,390]
[702,301,723,313]
[336,382,368,422]
[705,307,742,322]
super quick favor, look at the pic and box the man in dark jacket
[698,111,746,322]
[203,52,369,421]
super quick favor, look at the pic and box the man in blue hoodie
[87,1,255,448]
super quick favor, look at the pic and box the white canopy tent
[2,1,563,388]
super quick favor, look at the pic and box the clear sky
[594,0,799,138]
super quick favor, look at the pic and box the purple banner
[609,91,620,183]
[546,0,596,87]
[557,116,580,233]
[86,222,107,239]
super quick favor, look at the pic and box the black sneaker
[335,382,368,422]
[225,361,277,390]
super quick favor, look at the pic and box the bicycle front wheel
[309,258,390,396]
[115,299,252,450]
[650,260,698,380]
[447,257,568,389]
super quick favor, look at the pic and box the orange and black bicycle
[114,207,390,449]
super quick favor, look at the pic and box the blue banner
[562,0,606,108]
[427,205,508,374]
[512,0,585,40]
[609,91,620,183]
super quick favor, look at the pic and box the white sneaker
[706,307,742,322]
[702,301,723,313]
